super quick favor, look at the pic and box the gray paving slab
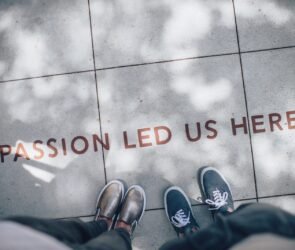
[0,0,93,81]
[134,205,213,250]
[90,0,238,68]
[98,54,256,210]
[0,72,105,218]
[235,0,295,51]
[242,48,295,197]
[259,195,295,214]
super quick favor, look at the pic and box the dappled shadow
[0,1,294,249]
[0,0,93,81]
[0,72,106,218]
[241,48,295,197]
[91,0,238,68]
[98,54,256,211]
[235,0,295,51]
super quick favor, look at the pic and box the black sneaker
[164,186,199,237]
[199,166,234,218]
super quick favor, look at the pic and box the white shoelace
[171,209,190,228]
[205,188,228,210]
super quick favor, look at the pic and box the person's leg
[4,180,126,247]
[160,203,295,250]
[160,167,295,250]
[81,228,131,250]
[80,185,146,250]
[5,216,107,245]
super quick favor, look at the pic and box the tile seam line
[94,45,295,71]
[0,52,238,84]
[87,0,107,184]
[258,193,295,199]
[144,192,295,212]
[1,46,295,84]
[145,197,261,212]
[241,45,295,54]
[54,193,295,220]
[232,0,258,202]
[0,69,94,84]
[94,52,239,71]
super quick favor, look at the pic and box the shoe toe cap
[119,186,146,225]
[97,181,124,218]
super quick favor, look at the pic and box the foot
[164,186,199,238]
[95,180,125,230]
[199,166,234,218]
[115,185,146,236]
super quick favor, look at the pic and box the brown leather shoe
[95,180,125,230]
[115,185,146,235]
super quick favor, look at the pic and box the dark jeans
[5,216,131,250]
[160,203,295,250]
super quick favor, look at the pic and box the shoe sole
[95,180,125,229]
[164,186,194,223]
[117,185,147,225]
[199,166,232,201]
